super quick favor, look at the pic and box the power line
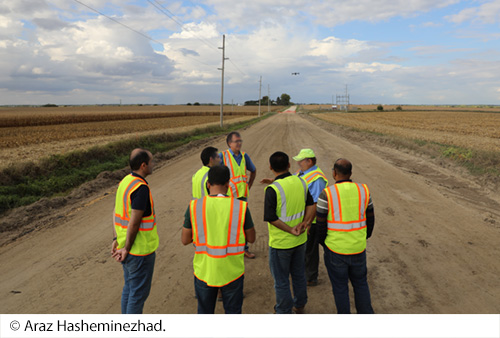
[148,0,219,51]
[72,0,214,67]
[72,0,163,45]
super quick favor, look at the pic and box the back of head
[334,158,352,176]
[269,151,289,172]
[129,149,150,171]
[201,146,218,166]
[208,165,230,186]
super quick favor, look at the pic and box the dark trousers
[194,275,244,314]
[305,223,321,282]
[324,249,374,314]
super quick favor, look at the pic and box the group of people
[111,131,375,315]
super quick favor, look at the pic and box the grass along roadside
[304,113,500,185]
[0,114,272,215]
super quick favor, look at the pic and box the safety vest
[296,166,328,223]
[266,175,308,249]
[114,174,158,256]
[190,196,247,287]
[324,182,370,255]
[222,150,248,198]
[192,166,210,199]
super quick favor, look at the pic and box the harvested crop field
[0,105,278,169]
[311,109,500,152]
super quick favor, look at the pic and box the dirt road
[2,110,500,314]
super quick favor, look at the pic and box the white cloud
[446,1,500,24]
[346,62,402,73]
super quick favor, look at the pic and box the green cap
[293,148,316,161]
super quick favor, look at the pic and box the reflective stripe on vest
[115,177,156,231]
[222,150,248,198]
[271,178,307,223]
[191,197,246,257]
[324,182,369,255]
[267,175,308,249]
[190,196,247,287]
[114,174,158,256]
[302,169,328,185]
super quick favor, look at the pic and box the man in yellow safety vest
[182,165,256,314]
[292,149,328,287]
[192,146,221,199]
[221,131,257,258]
[264,151,315,314]
[316,158,375,314]
[112,148,158,314]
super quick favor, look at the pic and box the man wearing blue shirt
[293,149,328,287]
[221,131,257,258]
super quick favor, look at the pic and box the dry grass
[311,109,500,152]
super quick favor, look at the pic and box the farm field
[0,105,278,169]
[2,111,499,314]
[309,108,500,152]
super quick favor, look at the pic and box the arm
[366,197,375,239]
[248,169,256,190]
[112,208,144,262]
[244,227,256,243]
[111,208,118,254]
[270,219,304,236]
[181,205,194,245]
[182,228,193,245]
[315,190,329,245]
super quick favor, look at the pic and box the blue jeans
[194,275,244,314]
[324,249,374,314]
[269,243,307,314]
[121,252,156,314]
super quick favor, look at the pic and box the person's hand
[260,178,273,185]
[112,248,128,262]
[290,224,307,236]
[111,239,118,255]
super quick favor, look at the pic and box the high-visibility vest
[266,175,308,249]
[298,167,328,187]
[296,166,328,223]
[190,196,247,287]
[323,182,370,255]
[222,150,248,198]
[192,166,210,199]
[114,174,158,256]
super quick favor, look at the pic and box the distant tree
[42,104,58,107]
[194,102,201,106]
[187,103,192,106]
[377,105,384,111]
[396,105,402,111]
[261,96,269,105]
[244,100,259,106]
[281,93,291,106]
[276,96,282,105]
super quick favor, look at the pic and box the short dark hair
[226,131,241,146]
[201,146,218,166]
[269,151,289,172]
[334,158,352,176]
[208,165,230,186]
[129,149,150,171]
[309,157,317,165]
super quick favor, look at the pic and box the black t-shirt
[130,173,152,217]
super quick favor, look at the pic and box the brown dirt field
[310,110,500,152]
[1,109,499,314]
[0,115,253,170]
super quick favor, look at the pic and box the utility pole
[268,84,270,113]
[218,35,228,127]
[258,76,262,117]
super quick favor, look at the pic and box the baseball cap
[292,148,316,161]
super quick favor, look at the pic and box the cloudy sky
[2,0,500,105]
